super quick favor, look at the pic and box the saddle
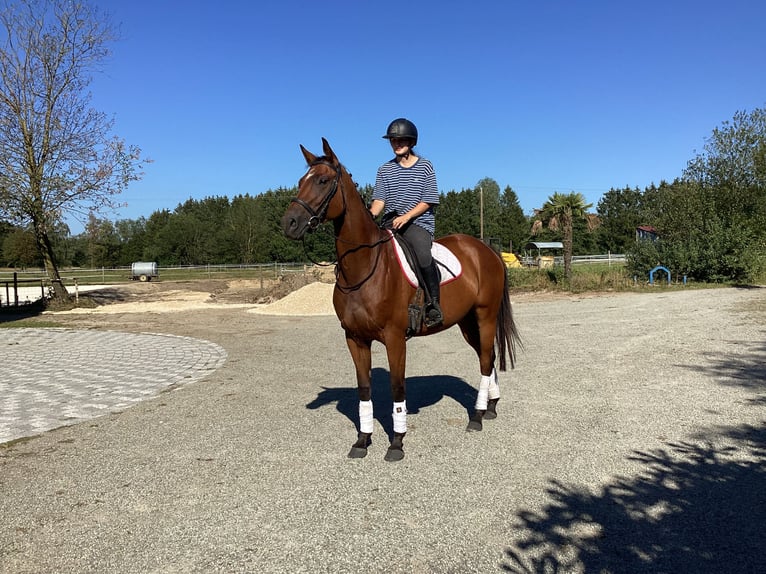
[387,230,462,287]
[383,229,462,336]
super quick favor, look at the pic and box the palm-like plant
[531,192,599,280]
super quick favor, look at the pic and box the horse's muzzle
[281,208,308,240]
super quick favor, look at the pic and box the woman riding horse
[282,137,520,462]
[369,118,443,328]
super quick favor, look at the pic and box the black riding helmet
[382,118,418,145]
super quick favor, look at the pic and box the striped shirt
[373,157,439,234]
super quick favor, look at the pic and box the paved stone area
[0,328,227,444]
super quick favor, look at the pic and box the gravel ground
[1,285,764,573]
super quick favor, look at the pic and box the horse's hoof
[484,399,499,420]
[466,419,483,432]
[467,411,484,431]
[348,446,368,459]
[384,447,405,462]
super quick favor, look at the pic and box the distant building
[636,225,658,241]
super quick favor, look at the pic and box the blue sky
[81,0,766,234]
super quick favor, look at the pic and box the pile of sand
[49,281,336,316]
[249,281,335,316]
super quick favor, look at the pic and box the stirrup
[424,304,443,327]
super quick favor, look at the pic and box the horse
[281,138,521,462]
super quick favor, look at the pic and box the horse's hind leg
[459,311,499,431]
[484,369,500,420]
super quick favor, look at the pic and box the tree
[683,106,766,249]
[596,186,644,253]
[113,217,147,265]
[436,187,480,237]
[84,213,119,268]
[0,0,147,300]
[499,185,528,254]
[531,192,599,280]
[476,177,502,242]
[2,226,40,267]
[628,106,766,283]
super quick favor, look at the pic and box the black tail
[496,266,522,371]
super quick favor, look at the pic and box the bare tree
[0,0,146,301]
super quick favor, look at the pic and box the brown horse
[281,138,521,461]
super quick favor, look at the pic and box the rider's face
[390,138,414,155]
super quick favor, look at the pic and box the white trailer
[130,262,159,282]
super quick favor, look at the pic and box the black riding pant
[400,223,433,267]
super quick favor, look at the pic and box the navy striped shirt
[373,157,439,234]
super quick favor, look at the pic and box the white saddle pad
[388,231,463,288]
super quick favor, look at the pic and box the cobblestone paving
[0,328,227,444]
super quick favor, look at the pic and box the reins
[334,232,393,292]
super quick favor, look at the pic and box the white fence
[0,262,311,284]
[519,254,625,267]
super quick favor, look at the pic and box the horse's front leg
[384,334,408,462]
[345,334,373,459]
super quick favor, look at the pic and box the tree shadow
[0,300,47,322]
[503,323,766,573]
[306,367,477,440]
[680,332,766,406]
[502,423,766,573]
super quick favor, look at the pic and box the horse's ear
[321,138,337,164]
[300,144,317,165]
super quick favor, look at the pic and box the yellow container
[537,256,554,269]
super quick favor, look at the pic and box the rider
[369,118,443,327]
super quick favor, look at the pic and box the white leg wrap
[475,374,491,410]
[393,401,407,434]
[359,400,373,434]
[488,368,500,400]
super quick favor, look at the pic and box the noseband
[290,160,343,231]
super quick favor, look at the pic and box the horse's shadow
[306,367,476,440]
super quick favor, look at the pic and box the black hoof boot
[384,432,405,462]
[484,398,499,420]
[384,447,405,462]
[467,410,484,431]
[348,432,371,459]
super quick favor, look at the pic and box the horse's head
[282,138,347,240]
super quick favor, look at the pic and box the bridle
[289,158,393,291]
[289,160,343,231]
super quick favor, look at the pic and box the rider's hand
[392,215,410,229]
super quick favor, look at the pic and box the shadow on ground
[306,367,477,440]
[0,300,47,323]
[502,425,766,574]
[502,330,766,574]
[681,331,766,406]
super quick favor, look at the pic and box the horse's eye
[319,177,329,185]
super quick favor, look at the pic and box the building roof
[525,241,564,250]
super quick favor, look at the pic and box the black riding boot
[420,262,443,327]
